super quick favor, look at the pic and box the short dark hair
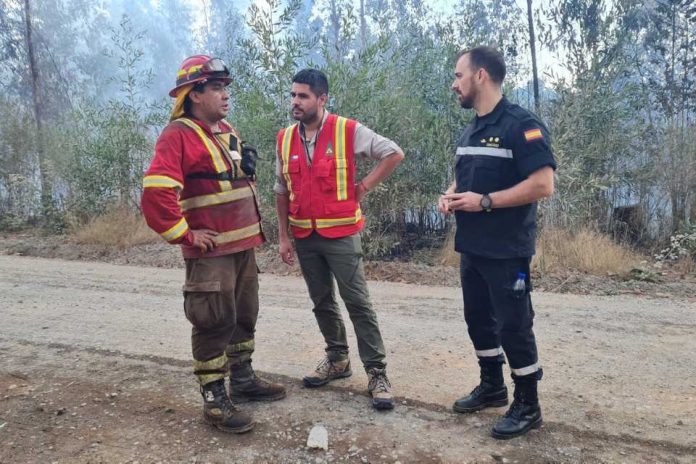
[292,69,329,97]
[458,46,506,84]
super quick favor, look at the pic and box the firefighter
[275,69,405,410]
[142,55,285,434]
[439,46,556,439]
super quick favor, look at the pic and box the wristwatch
[480,194,493,212]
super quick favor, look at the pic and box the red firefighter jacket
[142,117,265,259]
[276,113,364,239]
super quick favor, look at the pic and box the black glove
[241,145,258,180]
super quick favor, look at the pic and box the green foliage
[0,96,45,231]
[56,16,166,222]
[1,0,695,262]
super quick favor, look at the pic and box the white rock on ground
[307,425,329,451]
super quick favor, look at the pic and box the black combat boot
[491,371,543,439]
[453,361,508,413]
[229,361,287,402]
[201,379,255,433]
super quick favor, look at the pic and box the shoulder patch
[523,128,543,142]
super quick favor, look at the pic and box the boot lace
[314,357,347,377]
[468,383,485,397]
[314,357,332,376]
[205,380,238,414]
[503,398,525,419]
[367,368,391,394]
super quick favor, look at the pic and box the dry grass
[439,229,460,267]
[71,208,159,249]
[534,228,641,276]
[439,227,642,277]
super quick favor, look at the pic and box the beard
[458,76,478,109]
[459,95,475,109]
[292,105,319,124]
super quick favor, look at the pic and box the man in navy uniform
[439,46,556,439]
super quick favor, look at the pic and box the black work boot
[491,371,543,439]
[201,379,255,433]
[453,361,508,413]
[229,361,287,402]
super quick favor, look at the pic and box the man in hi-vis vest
[142,55,286,434]
[275,69,404,410]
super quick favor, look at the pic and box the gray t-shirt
[274,111,402,195]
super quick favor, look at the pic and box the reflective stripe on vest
[334,116,349,201]
[288,209,362,229]
[213,223,262,246]
[179,186,254,212]
[280,124,298,202]
[316,208,362,228]
[143,175,183,189]
[161,217,189,242]
[175,118,232,192]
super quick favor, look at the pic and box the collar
[474,96,508,128]
[299,109,329,139]
[180,116,233,136]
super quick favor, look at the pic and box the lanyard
[300,120,323,166]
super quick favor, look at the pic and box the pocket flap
[182,281,221,293]
[324,201,356,214]
[287,159,301,173]
[313,159,332,177]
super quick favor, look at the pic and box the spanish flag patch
[524,128,543,142]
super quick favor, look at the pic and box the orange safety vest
[277,114,364,239]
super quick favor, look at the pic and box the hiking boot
[453,361,508,413]
[303,357,352,388]
[229,362,286,402]
[367,367,394,410]
[491,371,542,439]
[201,379,255,434]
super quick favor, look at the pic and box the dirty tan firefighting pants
[183,249,259,385]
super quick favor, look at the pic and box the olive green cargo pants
[295,232,387,370]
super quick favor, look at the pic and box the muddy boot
[201,379,255,434]
[229,361,286,402]
[367,367,394,410]
[453,361,508,413]
[303,357,352,388]
[491,371,543,439]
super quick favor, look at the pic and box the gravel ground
[1,255,695,463]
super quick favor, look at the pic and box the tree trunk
[526,0,541,115]
[23,0,53,219]
[359,0,367,50]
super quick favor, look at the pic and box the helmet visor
[203,58,229,75]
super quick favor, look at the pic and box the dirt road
[1,255,694,463]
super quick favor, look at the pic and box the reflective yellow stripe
[315,208,362,228]
[178,64,203,78]
[194,353,228,386]
[197,373,226,385]
[213,222,262,246]
[161,217,189,241]
[226,340,255,354]
[179,186,253,211]
[281,125,297,201]
[143,175,183,189]
[289,217,312,228]
[175,118,231,192]
[334,117,348,201]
